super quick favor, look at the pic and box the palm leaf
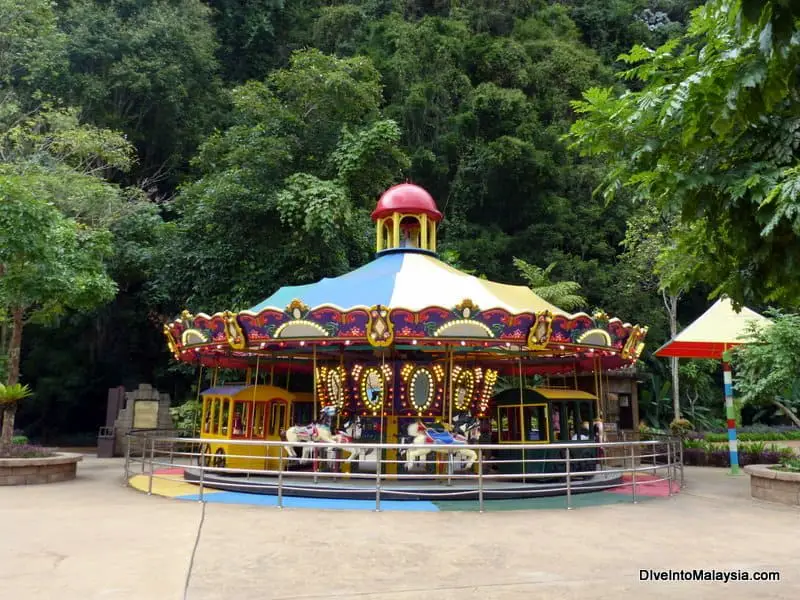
[0,383,34,404]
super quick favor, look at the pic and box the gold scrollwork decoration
[621,325,647,360]
[367,304,394,347]
[527,310,553,350]
[222,310,247,350]
[454,298,479,319]
[163,325,180,358]
[286,299,310,320]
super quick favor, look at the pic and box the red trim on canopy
[654,340,738,359]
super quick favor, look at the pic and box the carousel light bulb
[460,341,466,346]
[412,340,417,345]
[300,341,305,346]
[345,340,351,346]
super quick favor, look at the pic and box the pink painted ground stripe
[604,474,679,498]
[154,467,185,475]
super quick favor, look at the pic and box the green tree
[512,258,586,311]
[0,177,117,451]
[569,0,800,306]
[732,312,800,428]
[0,0,66,95]
[617,205,693,420]
[0,102,141,445]
[57,0,224,186]
[160,49,408,310]
[679,359,721,430]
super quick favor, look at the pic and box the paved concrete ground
[1,457,798,600]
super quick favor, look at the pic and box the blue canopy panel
[248,252,404,312]
[201,386,246,396]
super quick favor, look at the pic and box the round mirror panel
[362,368,384,410]
[328,371,343,407]
[410,368,433,411]
[454,370,475,410]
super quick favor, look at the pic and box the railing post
[147,437,155,496]
[278,448,284,509]
[478,448,484,513]
[312,445,319,485]
[679,440,685,488]
[123,434,131,485]
[198,458,205,503]
[375,444,382,512]
[630,443,638,504]
[141,432,148,473]
[447,451,453,487]
[565,447,572,510]
[667,440,673,497]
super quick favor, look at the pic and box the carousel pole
[380,349,386,444]
[313,345,318,417]
[448,348,455,425]
[251,355,261,402]
[592,356,601,420]
[339,348,345,430]
[192,364,204,437]
[269,353,275,386]
[518,355,525,483]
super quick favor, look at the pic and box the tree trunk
[663,290,681,421]
[687,390,698,425]
[771,398,800,428]
[1,307,24,453]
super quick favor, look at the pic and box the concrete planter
[744,464,800,507]
[0,452,82,486]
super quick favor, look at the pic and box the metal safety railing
[124,432,684,512]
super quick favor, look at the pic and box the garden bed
[744,464,800,507]
[0,452,82,485]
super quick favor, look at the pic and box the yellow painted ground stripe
[128,474,218,498]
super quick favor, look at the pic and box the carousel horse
[282,405,338,460]
[330,416,369,463]
[403,413,481,471]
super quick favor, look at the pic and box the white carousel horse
[282,405,338,461]
[331,417,368,463]
[403,414,481,472]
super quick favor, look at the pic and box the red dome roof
[371,183,443,222]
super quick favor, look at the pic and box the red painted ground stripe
[154,467,185,475]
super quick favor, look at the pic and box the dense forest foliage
[1,0,797,442]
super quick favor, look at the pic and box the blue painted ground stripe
[176,491,439,511]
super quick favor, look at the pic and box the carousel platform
[181,468,623,501]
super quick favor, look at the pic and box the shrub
[670,418,693,438]
[11,435,28,445]
[776,457,800,472]
[704,430,800,442]
[681,441,792,467]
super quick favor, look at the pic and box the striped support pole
[722,361,740,474]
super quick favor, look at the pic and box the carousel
[163,183,648,498]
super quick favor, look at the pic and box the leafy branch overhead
[568,0,800,306]
[732,311,800,427]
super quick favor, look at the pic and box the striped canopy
[249,251,562,314]
[655,297,771,359]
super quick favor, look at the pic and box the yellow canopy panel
[533,387,598,401]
